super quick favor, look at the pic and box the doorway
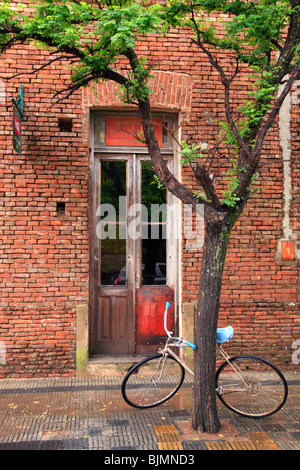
[89,113,179,355]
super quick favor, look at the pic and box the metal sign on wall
[12,85,23,156]
[13,105,22,155]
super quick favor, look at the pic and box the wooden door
[91,156,136,354]
[90,113,179,356]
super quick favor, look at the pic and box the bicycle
[122,302,288,419]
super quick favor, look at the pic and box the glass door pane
[100,161,127,285]
[141,161,167,286]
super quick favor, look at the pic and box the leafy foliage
[164,0,299,208]
[179,141,205,164]
[0,0,165,100]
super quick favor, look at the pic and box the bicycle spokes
[216,356,288,418]
[122,354,185,408]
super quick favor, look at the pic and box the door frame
[89,111,181,356]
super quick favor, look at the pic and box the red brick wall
[0,17,299,377]
[0,45,89,377]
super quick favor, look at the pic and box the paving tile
[0,375,298,451]
[153,424,183,450]
[247,432,282,450]
[182,440,208,450]
[206,440,256,450]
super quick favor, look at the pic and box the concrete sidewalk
[0,370,299,451]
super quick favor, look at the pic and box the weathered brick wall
[0,45,89,377]
[0,15,299,377]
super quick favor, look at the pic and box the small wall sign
[12,85,23,156]
[105,116,163,147]
[281,241,295,261]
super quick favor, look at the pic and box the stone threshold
[89,354,149,364]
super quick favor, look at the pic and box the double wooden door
[90,153,177,355]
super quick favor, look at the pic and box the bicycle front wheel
[122,353,185,409]
[216,355,288,418]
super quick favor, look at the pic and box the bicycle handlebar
[183,340,197,350]
[164,302,197,350]
[164,301,173,337]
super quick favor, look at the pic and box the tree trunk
[192,214,232,433]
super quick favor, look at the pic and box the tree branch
[275,0,300,81]
[0,23,87,59]
[233,64,299,205]
[190,162,222,211]
[254,64,300,156]
[137,95,226,223]
[191,37,253,162]
[8,55,79,80]
[120,47,225,220]
[0,22,131,104]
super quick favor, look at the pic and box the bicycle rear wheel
[216,355,288,418]
[122,353,185,408]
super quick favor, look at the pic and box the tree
[1,0,299,433]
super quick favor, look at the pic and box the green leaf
[179,141,204,164]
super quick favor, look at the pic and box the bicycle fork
[150,352,169,385]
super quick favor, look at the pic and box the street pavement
[0,370,299,453]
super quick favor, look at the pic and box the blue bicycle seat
[216,326,234,343]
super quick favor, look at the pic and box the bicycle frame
[161,302,224,376]
[162,302,250,390]
[159,337,253,395]
[159,338,194,376]
[159,338,230,376]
